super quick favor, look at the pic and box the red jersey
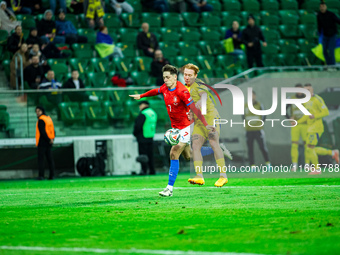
[140,81,193,129]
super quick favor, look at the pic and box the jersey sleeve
[140,88,160,98]
[314,95,329,119]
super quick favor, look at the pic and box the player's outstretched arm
[129,94,141,100]
[190,103,216,132]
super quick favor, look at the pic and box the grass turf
[0,174,340,255]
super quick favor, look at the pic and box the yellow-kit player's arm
[313,95,329,119]
[297,115,308,124]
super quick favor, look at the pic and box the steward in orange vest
[35,106,56,180]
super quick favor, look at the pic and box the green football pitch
[0,174,340,255]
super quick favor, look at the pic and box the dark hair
[71,69,78,73]
[320,1,326,5]
[304,83,312,87]
[295,83,303,87]
[162,64,178,75]
[36,106,45,114]
[99,26,107,32]
[15,25,21,30]
[139,100,149,106]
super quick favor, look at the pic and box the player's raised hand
[129,94,141,100]
[206,125,216,133]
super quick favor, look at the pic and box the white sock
[197,174,203,178]
[220,173,227,178]
[166,185,173,191]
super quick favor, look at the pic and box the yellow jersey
[185,79,217,115]
[288,95,305,121]
[298,94,329,133]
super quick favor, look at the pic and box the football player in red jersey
[130,64,214,197]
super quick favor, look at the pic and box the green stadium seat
[297,39,316,53]
[181,12,204,27]
[160,27,180,43]
[174,56,199,68]
[130,71,150,86]
[128,0,142,12]
[73,49,94,59]
[326,0,340,12]
[294,53,309,66]
[261,0,279,13]
[81,101,108,124]
[209,0,222,13]
[196,55,216,71]
[121,13,141,28]
[159,42,179,57]
[2,59,10,80]
[108,90,128,105]
[261,12,280,29]
[279,10,299,24]
[221,12,242,26]
[222,0,241,13]
[278,40,299,54]
[299,24,318,40]
[181,31,201,42]
[242,0,260,12]
[216,54,237,70]
[197,69,214,84]
[201,12,221,27]
[219,26,228,36]
[69,58,94,73]
[90,58,111,73]
[179,27,199,34]
[125,100,140,119]
[65,14,78,28]
[161,13,183,27]
[200,27,221,41]
[280,0,298,10]
[241,12,261,26]
[300,13,317,26]
[17,14,36,29]
[104,14,121,29]
[302,0,320,12]
[262,27,280,43]
[116,43,136,58]
[214,69,235,79]
[87,72,109,87]
[72,43,93,51]
[77,13,88,28]
[51,63,69,78]
[77,29,96,44]
[103,101,130,123]
[134,57,153,72]
[0,30,8,45]
[58,102,85,126]
[279,24,302,38]
[46,58,67,66]
[178,42,199,57]
[113,57,135,72]
[118,28,138,44]
[277,53,297,66]
[262,44,279,55]
[198,41,224,56]
[0,105,10,132]
[141,13,161,28]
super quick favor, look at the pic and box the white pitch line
[2,185,340,196]
[0,246,266,255]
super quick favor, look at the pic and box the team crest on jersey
[173,96,178,105]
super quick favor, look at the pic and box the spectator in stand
[7,25,25,54]
[168,0,186,13]
[24,0,43,14]
[110,0,133,16]
[37,9,66,44]
[225,20,243,56]
[28,44,51,70]
[84,0,104,29]
[26,27,43,46]
[317,2,340,65]
[95,26,123,58]
[39,70,62,89]
[141,0,168,13]
[24,55,50,89]
[241,15,267,68]
[67,0,83,14]
[0,1,21,34]
[137,23,159,58]
[49,0,66,14]
[5,0,31,14]
[186,0,213,13]
[151,49,170,86]
[55,9,87,44]
[10,43,30,89]
[63,70,97,101]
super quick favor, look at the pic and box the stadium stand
[0,0,338,139]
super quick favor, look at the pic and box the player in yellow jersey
[183,63,232,187]
[297,84,339,174]
[287,84,308,172]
